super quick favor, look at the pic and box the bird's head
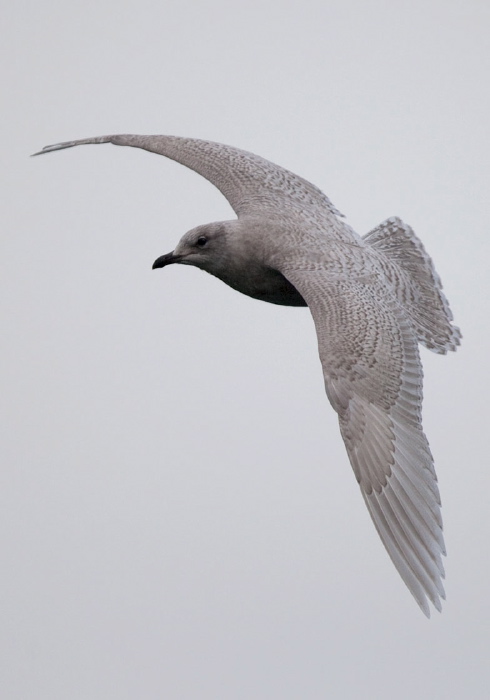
[152,220,250,281]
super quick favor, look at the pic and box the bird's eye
[196,235,208,248]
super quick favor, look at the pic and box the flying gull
[33,134,461,616]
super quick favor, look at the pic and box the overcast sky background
[3,1,489,698]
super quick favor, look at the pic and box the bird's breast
[215,263,307,307]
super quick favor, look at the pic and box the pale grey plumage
[34,134,461,616]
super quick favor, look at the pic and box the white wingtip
[31,135,114,157]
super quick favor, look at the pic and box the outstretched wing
[284,268,446,616]
[33,134,343,224]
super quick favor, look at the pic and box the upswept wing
[33,134,343,225]
[284,268,446,616]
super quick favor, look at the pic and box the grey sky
[3,1,489,698]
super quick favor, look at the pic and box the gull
[33,134,461,616]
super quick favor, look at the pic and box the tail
[364,217,461,354]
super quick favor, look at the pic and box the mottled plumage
[34,134,461,616]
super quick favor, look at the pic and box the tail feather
[364,217,461,354]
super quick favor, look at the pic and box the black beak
[152,252,181,269]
